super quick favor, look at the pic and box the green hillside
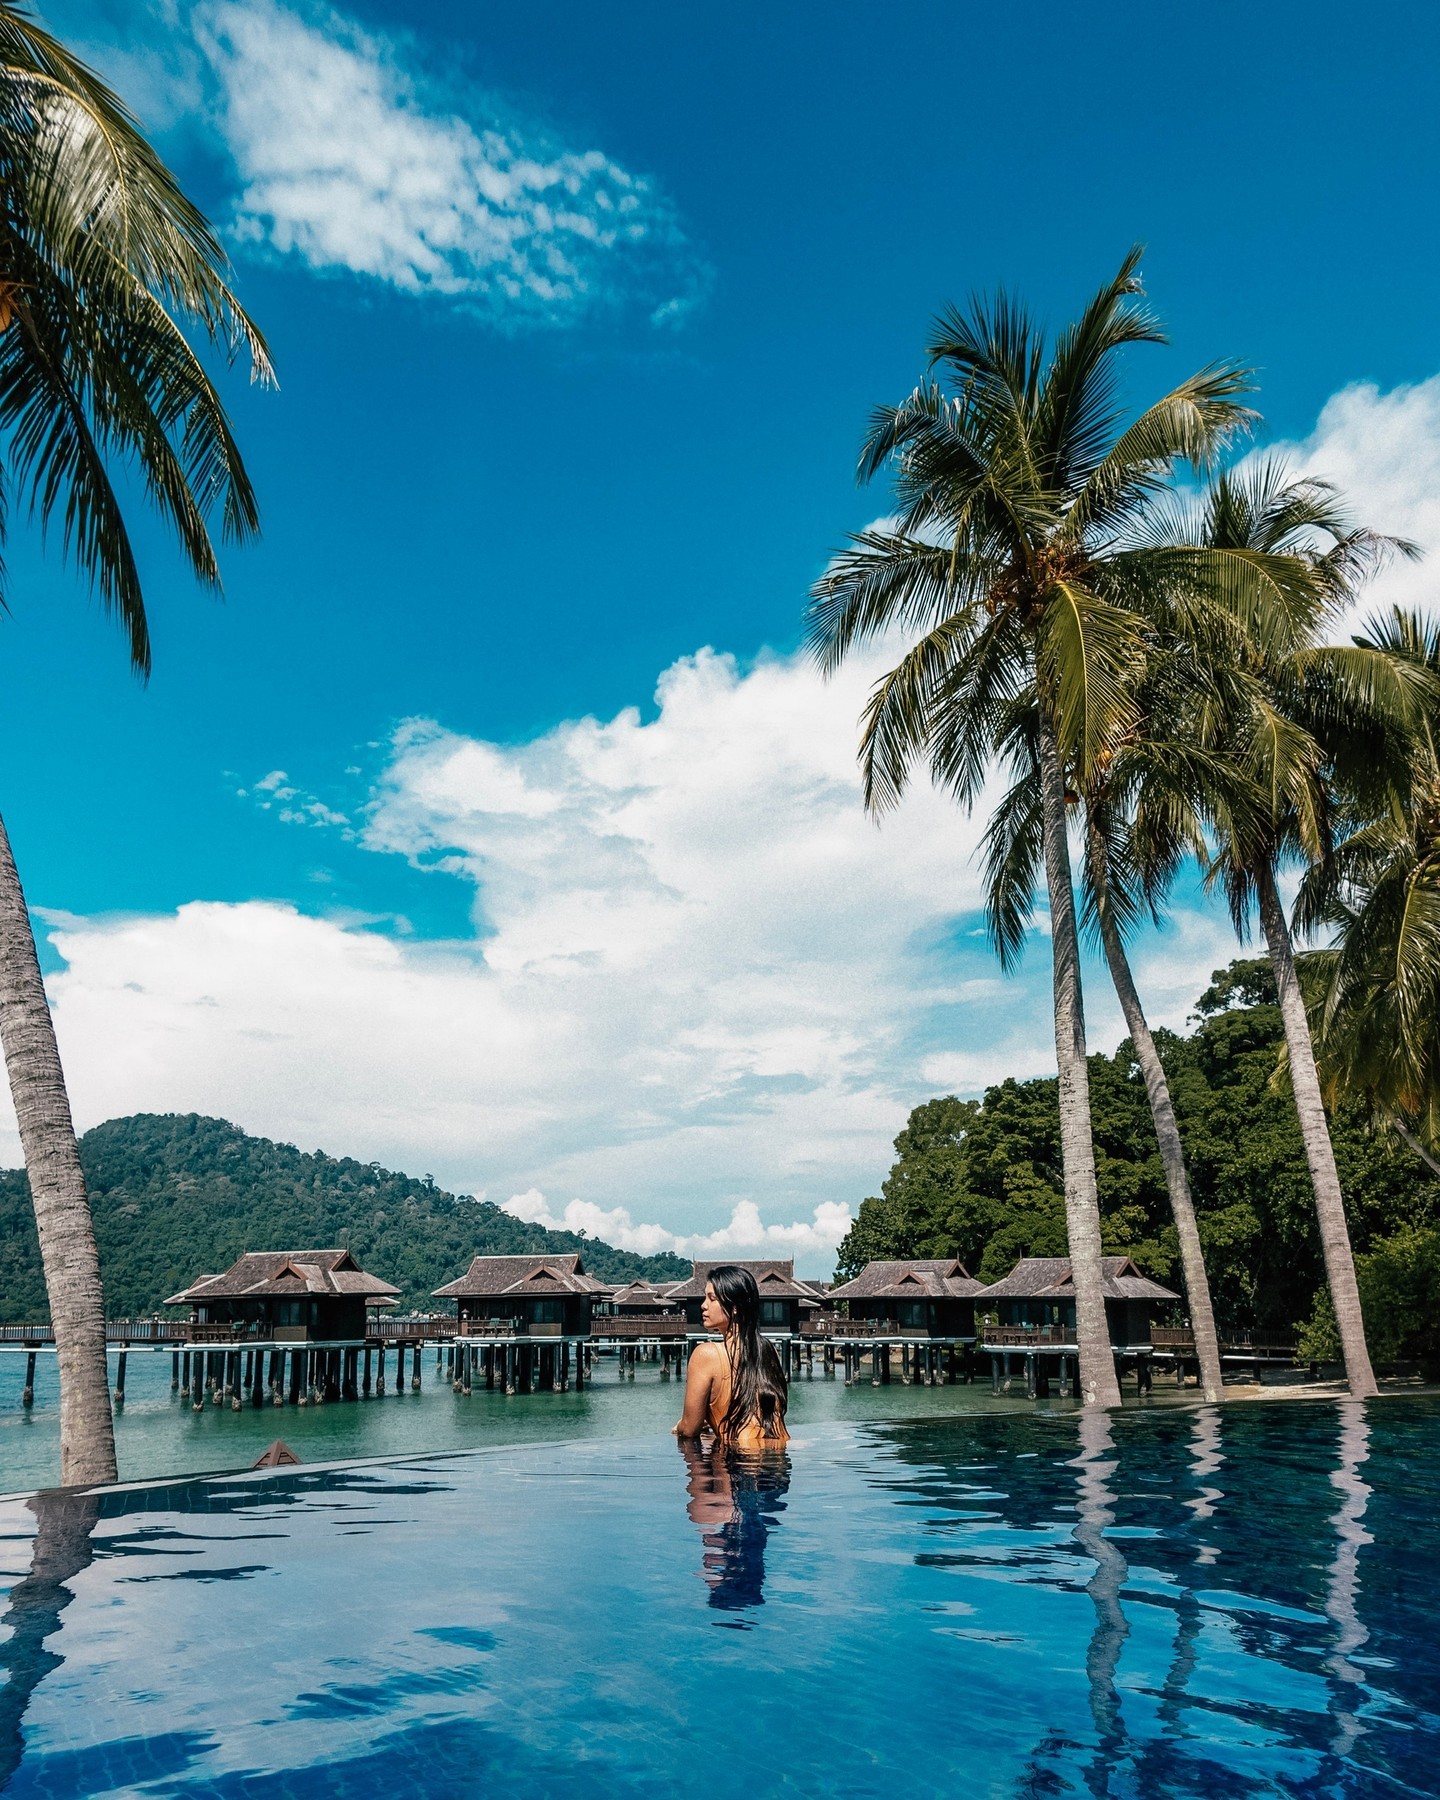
[0,1113,689,1320]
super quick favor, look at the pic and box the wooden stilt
[363,1347,373,1397]
[172,1350,180,1391]
[22,1350,36,1407]
[411,1344,421,1392]
[376,1345,386,1395]
[180,1349,191,1398]
[575,1341,584,1390]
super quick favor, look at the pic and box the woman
[673,1265,789,1447]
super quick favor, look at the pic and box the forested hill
[0,1113,690,1320]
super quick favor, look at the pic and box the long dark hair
[709,1265,788,1442]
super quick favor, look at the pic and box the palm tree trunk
[1036,711,1121,1407]
[1389,1115,1440,1180]
[1256,861,1378,1399]
[0,811,116,1485]
[1085,816,1225,1403]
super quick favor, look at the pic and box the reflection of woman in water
[673,1265,789,1448]
[679,1437,791,1610]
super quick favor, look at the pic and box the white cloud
[186,0,706,326]
[503,1189,853,1261]
[8,635,1246,1273]
[12,643,1050,1274]
[1270,374,1440,636]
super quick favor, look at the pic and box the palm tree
[0,6,270,1483]
[982,670,1228,1403]
[1191,466,1425,1399]
[807,249,1266,1406]
[1302,608,1440,1178]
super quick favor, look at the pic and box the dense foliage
[835,959,1440,1344]
[0,1113,688,1320]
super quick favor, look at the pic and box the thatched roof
[981,1256,1179,1303]
[828,1258,985,1301]
[165,1250,399,1308]
[664,1259,823,1302]
[433,1254,608,1300]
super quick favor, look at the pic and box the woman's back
[699,1341,790,1448]
[673,1267,790,1448]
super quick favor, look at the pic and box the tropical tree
[1302,607,1440,1178]
[0,6,270,1483]
[807,249,1269,1406]
[981,666,1228,1402]
[1188,466,1426,1399]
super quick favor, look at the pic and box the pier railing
[981,1324,1073,1348]
[1151,1327,1299,1361]
[593,1314,687,1339]
[371,1318,451,1342]
[801,1317,895,1339]
[1,1320,196,1345]
[455,1318,523,1338]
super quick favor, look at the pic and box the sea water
[0,1397,1436,1798]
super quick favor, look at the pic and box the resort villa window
[760,1300,790,1328]
[530,1299,565,1326]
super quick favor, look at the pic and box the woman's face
[701,1281,730,1334]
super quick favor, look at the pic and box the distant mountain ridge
[0,1112,690,1320]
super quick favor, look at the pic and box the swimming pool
[0,1399,1435,1797]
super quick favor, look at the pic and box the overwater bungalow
[164,1249,399,1342]
[432,1254,607,1337]
[666,1261,822,1336]
[827,1258,984,1339]
[981,1256,1178,1348]
[979,1256,1180,1396]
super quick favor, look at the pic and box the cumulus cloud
[503,1189,853,1261]
[8,635,1246,1273]
[16,643,1056,1274]
[1270,374,1440,635]
[186,0,706,326]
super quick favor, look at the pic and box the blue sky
[5,0,1438,1269]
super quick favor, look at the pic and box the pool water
[1,1398,1436,1798]
[0,1345,1099,1494]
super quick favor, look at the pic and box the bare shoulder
[689,1341,726,1373]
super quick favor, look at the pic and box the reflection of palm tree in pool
[1323,1401,1373,1764]
[678,1440,791,1613]
[1071,1409,1130,1796]
[1136,1404,1225,1792]
[0,1489,100,1787]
